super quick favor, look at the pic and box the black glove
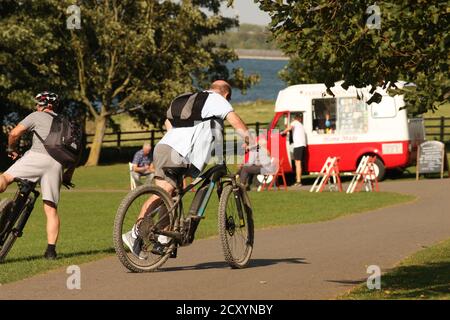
[62,181,75,189]
[62,172,75,189]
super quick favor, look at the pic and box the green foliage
[0,0,260,165]
[255,0,450,114]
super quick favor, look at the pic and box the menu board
[337,98,368,134]
[416,141,448,179]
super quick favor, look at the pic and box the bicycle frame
[0,179,39,244]
[154,163,246,245]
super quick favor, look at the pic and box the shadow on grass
[162,257,308,272]
[340,261,450,299]
[2,248,115,264]
[379,261,450,299]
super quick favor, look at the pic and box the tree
[0,0,259,166]
[1,0,79,168]
[66,0,260,166]
[0,102,30,170]
[256,0,449,114]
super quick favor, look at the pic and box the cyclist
[122,80,254,258]
[0,92,76,259]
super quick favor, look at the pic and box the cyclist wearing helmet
[0,91,75,259]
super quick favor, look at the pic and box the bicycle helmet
[34,91,59,109]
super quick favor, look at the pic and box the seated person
[131,143,155,186]
[238,140,278,190]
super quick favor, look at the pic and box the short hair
[210,80,232,100]
[143,143,151,148]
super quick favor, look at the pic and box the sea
[227,58,288,103]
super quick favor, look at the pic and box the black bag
[167,91,215,127]
[34,113,82,167]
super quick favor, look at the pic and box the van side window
[337,97,369,134]
[371,97,397,118]
[312,98,336,134]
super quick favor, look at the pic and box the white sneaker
[122,231,145,259]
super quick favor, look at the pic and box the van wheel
[372,157,386,181]
[359,156,385,181]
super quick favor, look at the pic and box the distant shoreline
[238,55,289,61]
[235,49,289,61]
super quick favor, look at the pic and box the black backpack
[34,113,82,167]
[167,91,216,127]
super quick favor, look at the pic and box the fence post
[117,130,121,150]
[255,121,260,138]
[440,116,445,142]
[151,130,155,148]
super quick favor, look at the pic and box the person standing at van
[282,113,306,186]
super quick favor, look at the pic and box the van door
[269,112,292,172]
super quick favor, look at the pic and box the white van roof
[274,82,409,112]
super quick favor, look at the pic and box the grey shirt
[19,111,57,155]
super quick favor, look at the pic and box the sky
[219,0,271,26]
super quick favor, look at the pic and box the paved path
[1,179,449,299]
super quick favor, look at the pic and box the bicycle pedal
[169,247,178,259]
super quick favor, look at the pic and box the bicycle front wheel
[0,199,16,262]
[218,184,254,269]
[113,185,177,272]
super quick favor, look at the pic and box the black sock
[47,244,56,252]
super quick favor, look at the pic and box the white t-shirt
[291,120,306,147]
[158,91,233,171]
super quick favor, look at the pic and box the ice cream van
[265,82,423,180]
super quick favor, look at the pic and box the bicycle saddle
[13,178,36,187]
[163,167,188,186]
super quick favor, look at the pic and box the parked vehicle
[265,82,423,180]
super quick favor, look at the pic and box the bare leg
[295,160,302,183]
[43,200,59,245]
[137,178,174,220]
[0,174,14,193]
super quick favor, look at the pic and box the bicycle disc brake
[137,214,156,244]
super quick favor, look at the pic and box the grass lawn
[0,164,414,284]
[341,238,450,300]
[232,99,274,124]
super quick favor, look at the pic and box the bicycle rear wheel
[113,185,177,272]
[218,184,254,269]
[0,199,16,262]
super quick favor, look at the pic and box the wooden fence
[423,117,450,142]
[86,122,270,149]
[86,117,450,149]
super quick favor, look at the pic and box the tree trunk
[85,115,107,167]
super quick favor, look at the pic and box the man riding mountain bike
[0,92,76,259]
[122,80,255,258]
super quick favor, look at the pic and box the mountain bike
[113,163,254,272]
[0,178,40,262]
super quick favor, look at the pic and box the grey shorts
[4,151,63,205]
[153,144,199,188]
